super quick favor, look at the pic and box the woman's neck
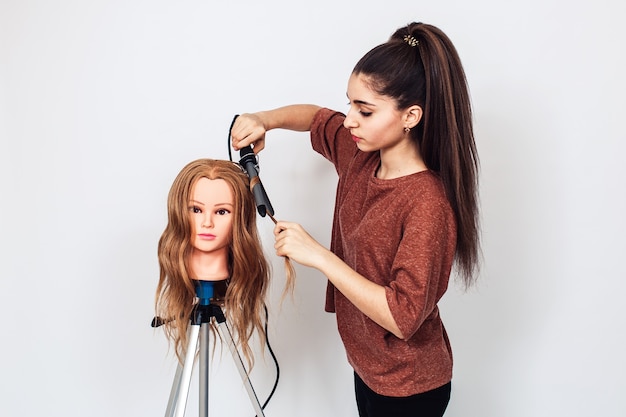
[189,247,229,281]
[378,144,427,179]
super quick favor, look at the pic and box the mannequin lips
[198,233,216,240]
[351,135,361,142]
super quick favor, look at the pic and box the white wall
[1,1,625,416]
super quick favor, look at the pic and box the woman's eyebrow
[346,94,376,107]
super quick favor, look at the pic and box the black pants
[354,372,451,417]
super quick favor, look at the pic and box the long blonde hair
[155,159,270,367]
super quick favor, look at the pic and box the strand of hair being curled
[248,175,297,300]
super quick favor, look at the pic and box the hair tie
[403,34,419,47]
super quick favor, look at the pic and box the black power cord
[260,304,280,413]
[227,114,237,163]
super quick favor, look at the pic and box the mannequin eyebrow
[189,200,233,207]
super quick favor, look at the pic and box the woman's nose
[343,109,358,129]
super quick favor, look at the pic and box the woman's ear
[404,105,423,128]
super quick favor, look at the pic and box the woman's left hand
[274,221,404,338]
[273,221,328,268]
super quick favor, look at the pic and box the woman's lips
[352,135,361,142]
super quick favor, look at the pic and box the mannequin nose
[201,214,213,228]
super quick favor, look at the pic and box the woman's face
[188,177,234,254]
[343,73,414,154]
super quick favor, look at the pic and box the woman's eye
[346,101,372,117]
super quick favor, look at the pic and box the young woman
[230,22,480,417]
[155,159,270,368]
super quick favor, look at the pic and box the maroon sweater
[311,108,457,396]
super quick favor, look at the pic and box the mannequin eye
[189,206,202,214]
[216,208,231,215]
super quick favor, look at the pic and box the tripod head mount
[195,281,215,306]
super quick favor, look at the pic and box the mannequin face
[189,177,234,254]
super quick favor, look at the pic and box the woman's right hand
[230,112,267,154]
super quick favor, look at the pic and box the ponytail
[353,22,480,286]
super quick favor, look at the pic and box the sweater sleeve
[310,108,357,178]
[385,195,457,340]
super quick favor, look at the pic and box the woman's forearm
[257,104,322,132]
[317,250,404,339]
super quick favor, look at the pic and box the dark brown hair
[353,22,480,286]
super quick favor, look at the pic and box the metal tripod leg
[161,304,266,417]
[199,322,210,416]
[164,322,202,417]
[215,319,265,417]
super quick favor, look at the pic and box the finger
[273,224,285,237]
[251,140,265,153]
[274,221,296,241]
[230,118,244,142]
[231,129,253,150]
[230,121,253,149]
[275,220,293,230]
[234,133,265,152]
[231,114,266,151]
[273,236,287,257]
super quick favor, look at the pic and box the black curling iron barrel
[239,145,274,217]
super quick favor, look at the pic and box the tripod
[154,281,266,417]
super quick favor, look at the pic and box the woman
[231,22,480,416]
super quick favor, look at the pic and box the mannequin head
[155,159,269,366]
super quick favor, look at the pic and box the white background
[1,1,625,416]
